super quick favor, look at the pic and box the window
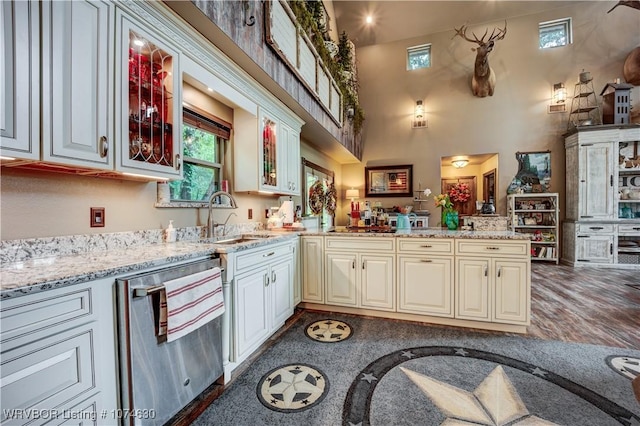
[407,44,431,70]
[539,18,572,49]
[169,105,231,202]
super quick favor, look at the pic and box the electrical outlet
[248,208,253,219]
[90,207,105,227]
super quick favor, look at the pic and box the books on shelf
[532,246,556,259]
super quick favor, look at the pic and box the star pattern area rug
[192,311,640,426]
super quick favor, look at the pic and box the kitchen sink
[214,236,263,245]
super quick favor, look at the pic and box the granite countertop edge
[1,230,527,299]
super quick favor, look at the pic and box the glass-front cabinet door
[116,11,181,178]
[260,110,278,191]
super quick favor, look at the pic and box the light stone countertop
[0,228,527,299]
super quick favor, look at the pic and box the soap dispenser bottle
[165,220,177,242]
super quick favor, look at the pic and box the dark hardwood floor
[527,263,640,349]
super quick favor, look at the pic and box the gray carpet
[192,311,640,425]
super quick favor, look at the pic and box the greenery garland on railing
[288,0,365,136]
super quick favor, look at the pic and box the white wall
[342,1,640,224]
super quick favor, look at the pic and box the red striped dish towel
[158,267,224,343]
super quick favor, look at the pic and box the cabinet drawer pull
[352,260,355,269]
[577,235,589,238]
[99,136,108,158]
[264,274,269,287]
[263,252,275,257]
[633,227,640,231]
[484,266,488,277]
[420,245,433,248]
[486,247,500,250]
[175,154,181,171]
[497,267,502,278]
[589,227,603,230]
[272,271,276,283]
[362,261,365,269]
[420,259,433,263]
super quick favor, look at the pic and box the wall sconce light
[412,100,427,129]
[346,189,360,200]
[548,82,567,113]
[451,159,469,168]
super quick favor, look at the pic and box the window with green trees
[169,107,229,202]
[407,44,431,70]
[539,18,572,49]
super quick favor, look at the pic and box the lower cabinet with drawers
[0,279,118,426]
[224,240,295,369]
[300,236,531,333]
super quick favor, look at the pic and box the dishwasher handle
[133,267,225,297]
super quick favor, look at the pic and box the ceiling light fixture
[452,159,469,168]
[366,15,373,24]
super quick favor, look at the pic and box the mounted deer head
[453,21,507,97]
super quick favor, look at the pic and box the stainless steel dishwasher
[116,258,224,426]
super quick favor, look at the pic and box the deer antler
[453,21,507,45]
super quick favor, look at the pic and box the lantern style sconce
[412,100,427,128]
[451,158,469,168]
[548,82,567,113]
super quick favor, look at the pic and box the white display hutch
[562,124,640,268]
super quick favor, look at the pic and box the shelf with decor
[507,193,559,264]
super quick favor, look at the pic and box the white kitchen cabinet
[0,279,118,426]
[398,256,453,317]
[231,241,294,364]
[576,233,615,264]
[292,238,301,305]
[455,240,530,326]
[324,237,396,311]
[234,265,270,360]
[397,238,454,317]
[233,106,303,195]
[280,122,301,194]
[115,8,182,179]
[301,236,324,303]
[325,252,357,306]
[0,0,39,160]
[41,0,114,169]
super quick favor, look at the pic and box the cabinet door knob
[99,136,108,158]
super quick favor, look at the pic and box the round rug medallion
[257,363,329,412]
[606,355,640,380]
[305,319,353,343]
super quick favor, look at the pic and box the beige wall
[343,2,640,224]
[0,139,338,240]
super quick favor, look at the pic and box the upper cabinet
[0,0,40,160]
[41,0,114,169]
[234,106,302,196]
[116,10,182,177]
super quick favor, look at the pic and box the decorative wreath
[324,183,337,215]
[308,181,325,215]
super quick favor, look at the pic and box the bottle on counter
[165,220,177,242]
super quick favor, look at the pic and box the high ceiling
[331,1,584,48]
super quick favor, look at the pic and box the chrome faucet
[207,191,238,238]
[221,212,237,237]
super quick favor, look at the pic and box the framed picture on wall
[365,165,413,197]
